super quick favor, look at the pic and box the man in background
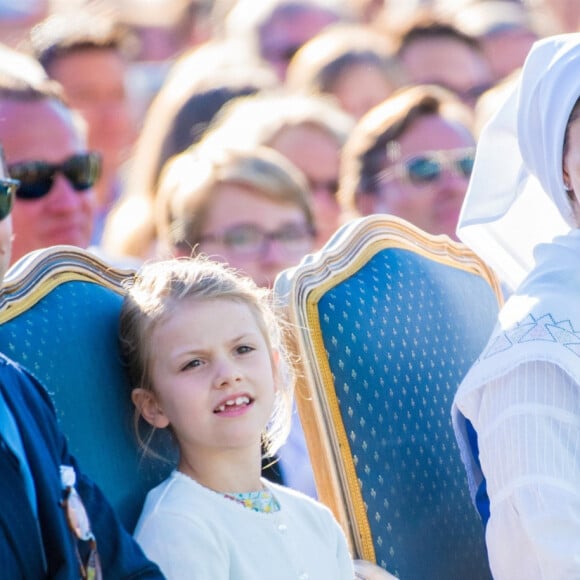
[0,69,98,265]
[30,11,136,243]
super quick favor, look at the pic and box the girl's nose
[213,357,242,389]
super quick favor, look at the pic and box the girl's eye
[236,345,255,355]
[182,358,203,371]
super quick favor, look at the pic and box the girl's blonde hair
[119,256,294,459]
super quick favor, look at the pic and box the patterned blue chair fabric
[0,246,174,531]
[274,216,503,580]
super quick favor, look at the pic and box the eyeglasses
[8,152,102,200]
[199,222,315,258]
[378,148,475,188]
[61,484,102,580]
[0,178,19,220]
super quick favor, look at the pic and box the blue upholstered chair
[274,215,503,580]
[0,246,174,531]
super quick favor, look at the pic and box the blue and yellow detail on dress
[222,489,281,513]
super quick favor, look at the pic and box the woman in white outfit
[452,33,580,579]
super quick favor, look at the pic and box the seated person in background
[223,0,346,80]
[393,15,494,108]
[285,23,406,119]
[101,40,277,262]
[449,0,539,84]
[0,145,162,578]
[29,9,137,244]
[120,256,393,579]
[115,0,213,63]
[201,91,355,248]
[155,145,316,290]
[452,33,580,579]
[0,70,100,265]
[338,84,475,240]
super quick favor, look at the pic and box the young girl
[119,256,355,579]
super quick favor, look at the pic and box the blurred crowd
[0,0,576,494]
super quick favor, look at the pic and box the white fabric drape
[457,34,580,291]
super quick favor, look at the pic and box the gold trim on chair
[0,246,135,323]
[0,245,169,530]
[275,215,503,564]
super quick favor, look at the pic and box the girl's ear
[131,388,170,429]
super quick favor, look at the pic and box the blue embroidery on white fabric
[483,313,580,359]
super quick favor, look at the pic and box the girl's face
[195,183,313,288]
[564,116,580,224]
[143,298,277,462]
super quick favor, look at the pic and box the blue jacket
[0,354,165,579]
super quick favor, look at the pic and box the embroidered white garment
[456,34,580,291]
[453,229,580,579]
[452,32,580,579]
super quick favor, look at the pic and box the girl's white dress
[134,470,354,580]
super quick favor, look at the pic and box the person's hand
[353,559,397,579]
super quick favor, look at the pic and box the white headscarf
[457,33,580,291]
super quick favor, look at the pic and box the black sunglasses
[8,152,102,200]
[0,178,19,220]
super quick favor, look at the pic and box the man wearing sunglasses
[31,11,137,245]
[0,67,98,266]
[0,151,163,578]
[338,84,476,240]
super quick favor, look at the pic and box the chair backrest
[0,246,174,531]
[274,216,503,580]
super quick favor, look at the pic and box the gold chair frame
[0,246,172,530]
[0,246,133,323]
[275,215,503,561]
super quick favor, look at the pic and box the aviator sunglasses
[378,147,475,187]
[8,152,102,200]
[0,178,19,220]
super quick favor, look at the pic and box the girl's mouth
[214,395,252,414]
